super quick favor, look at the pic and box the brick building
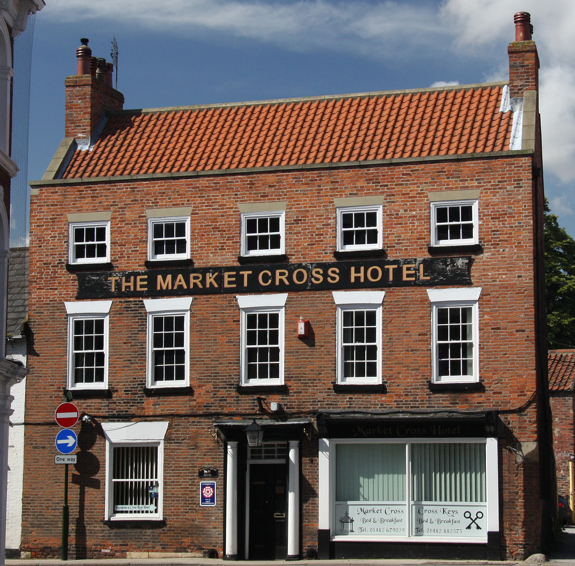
[548,350,575,513]
[22,12,553,561]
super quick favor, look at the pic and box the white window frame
[240,210,286,257]
[102,421,168,521]
[144,297,193,389]
[427,288,481,384]
[147,216,191,261]
[319,437,499,544]
[336,204,383,252]
[333,291,385,385]
[430,199,478,247]
[65,301,112,390]
[68,220,111,264]
[237,294,288,386]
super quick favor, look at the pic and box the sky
[15,0,575,243]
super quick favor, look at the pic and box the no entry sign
[55,402,79,428]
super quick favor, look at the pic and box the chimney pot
[105,62,114,88]
[514,12,532,41]
[76,38,92,75]
[96,57,107,81]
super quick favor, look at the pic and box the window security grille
[112,445,159,515]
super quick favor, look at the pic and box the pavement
[6,526,575,566]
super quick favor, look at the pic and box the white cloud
[430,80,459,87]
[44,0,454,57]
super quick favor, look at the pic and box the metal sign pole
[62,463,69,560]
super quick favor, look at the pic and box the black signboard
[75,257,471,299]
[319,417,488,439]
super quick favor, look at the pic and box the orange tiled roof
[549,350,575,392]
[63,84,513,179]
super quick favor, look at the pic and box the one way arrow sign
[55,429,77,454]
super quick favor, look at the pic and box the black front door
[248,463,287,560]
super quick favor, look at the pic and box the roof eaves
[29,148,534,188]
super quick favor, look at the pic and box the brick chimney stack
[65,38,124,142]
[508,12,539,99]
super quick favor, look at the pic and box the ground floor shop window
[321,437,497,543]
[102,421,168,521]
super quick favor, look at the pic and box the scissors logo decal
[464,510,483,530]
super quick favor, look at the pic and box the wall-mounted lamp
[244,420,264,447]
[297,316,310,338]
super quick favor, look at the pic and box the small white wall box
[297,318,310,338]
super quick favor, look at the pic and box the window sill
[237,384,288,394]
[66,262,114,272]
[428,244,482,254]
[333,383,387,393]
[144,386,194,396]
[144,258,194,269]
[333,249,387,260]
[428,381,484,392]
[64,388,112,399]
[237,254,288,264]
[104,519,166,528]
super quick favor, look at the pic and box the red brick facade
[22,15,553,562]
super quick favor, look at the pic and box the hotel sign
[76,257,471,299]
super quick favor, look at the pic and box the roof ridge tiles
[113,81,508,117]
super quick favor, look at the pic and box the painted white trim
[65,300,113,315]
[238,298,286,386]
[430,199,479,247]
[145,300,191,388]
[336,204,383,252]
[66,308,110,390]
[334,293,384,385]
[486,437,499,532]
[143,297,193,313]
[68,220,111,264]
[240,209,286,257]
[318,438,330,530]
[287,440,300,557]
[147,215,191,261]
[236,293,288,309]
[225,441,239,558]
[332,290,385,305]
[427,289,481,384]
[102,421,169,443]
[103,422,167,521]
[427,287,482,303]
